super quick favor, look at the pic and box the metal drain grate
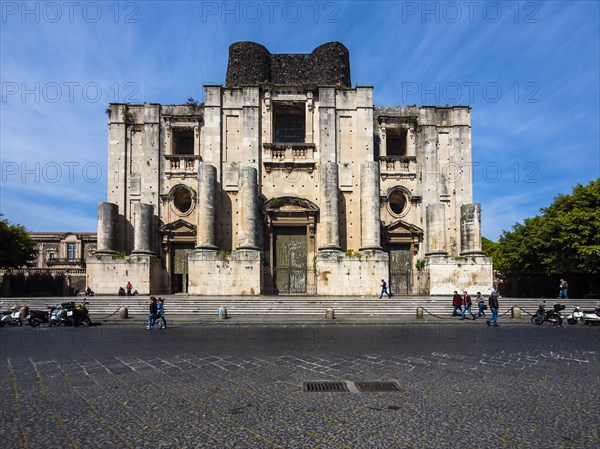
[354,381,403,392]
[303,381,349,392]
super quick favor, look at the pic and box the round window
[173,187,193,214]
[388,190,408,216]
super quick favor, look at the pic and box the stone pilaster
[133,203,154,254]
[318,87,337,162]
[360,161,382,250]
[426,203,448,255]
[238,166,259,249]
[96,202,118,254]
[196,163,218,249]
[319,161,340,250]
[460,203,484,255]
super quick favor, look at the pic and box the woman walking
[156,297,167,329]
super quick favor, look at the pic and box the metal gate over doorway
[389,245,412,295]
[273,227,308,294]
[172,243,194,293]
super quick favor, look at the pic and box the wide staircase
[3,296,598,320]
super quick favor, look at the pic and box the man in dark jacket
[147,297,158,330]
[452,291,461,316]
[486,288,499,326]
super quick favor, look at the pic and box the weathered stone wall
[86,255,168,295]
[316,250,388,296]
[426,255,493,296]
[187,249,261,295]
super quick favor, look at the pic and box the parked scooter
[531,301,564,326]
[566,305,600,326]
[0,303,26,327]
[48,303,68,327]
[27,309,50,327]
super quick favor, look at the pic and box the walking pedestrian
[486,288,499,326]
[156,297,167,329]
[379,279,391,299]
[461,290,476,320]
[147,296,158,330]
[559,279,568,299]
[476,291,486,317]
[452,291,462,316]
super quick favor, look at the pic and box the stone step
[3,297,596,317]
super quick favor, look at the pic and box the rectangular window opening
[274,103,305,144]
[387,128,407,156]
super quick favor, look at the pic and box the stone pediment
[263,197,319,213]
[159,219,197,234]
[386,220,422,235]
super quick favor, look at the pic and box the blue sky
[1,1,599,240]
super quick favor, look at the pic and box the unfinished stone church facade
[87,42,492,296]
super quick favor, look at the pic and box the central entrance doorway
[389,244,412,295]
[273,226,307,294]
[172,242,194,293]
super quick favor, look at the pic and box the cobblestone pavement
[1,324,599,448]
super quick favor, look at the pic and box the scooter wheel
[531,316,543,325]
[591,321,600,326]
[555,316,563,326]
[29,319,39,327]
[567,318,576,325]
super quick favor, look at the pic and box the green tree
[492,179,600,276]
[0,216,38,269]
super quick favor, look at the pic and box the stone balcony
[263,143,317,173]
[164,155,202,179]
[379,156,418,181]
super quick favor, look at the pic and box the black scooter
[27,309,50,327]
[531,301,564,326]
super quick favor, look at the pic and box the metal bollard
[416,307,424,319]
[511,306,521,319]
[119,306,128,319]
[325,308,335,320]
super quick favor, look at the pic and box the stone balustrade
[379,156,417,180]
[164,155,202,178]
[263,143,316,173]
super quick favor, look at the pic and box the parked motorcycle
[27,309,50,327]
[566,305,600,326]
[531,301,564,326]
[63,300,92,327]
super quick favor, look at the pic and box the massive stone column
[238,166,259,249]
[460,203,484,255]
[319,161,340,250]
[96,202,118,254]
[132,203,154,254]
[196,163,217,249]
[360,161,382,250]
[426,204,448,255]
